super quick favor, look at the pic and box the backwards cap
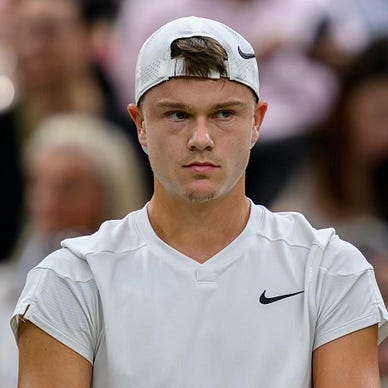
[135,16,260,104]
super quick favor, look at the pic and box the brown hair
[314,37,388,218]
[170,36,228,78]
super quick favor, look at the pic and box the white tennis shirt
[11,202,388,387]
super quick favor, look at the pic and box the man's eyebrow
[211,101,245,110]
[154,102,191,110]
[155,101,246,110]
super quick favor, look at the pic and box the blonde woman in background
[0,113,148,387]
[14,113,148,286]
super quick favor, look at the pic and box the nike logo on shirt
[259,290,304,304]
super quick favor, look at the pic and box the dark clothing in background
[0,65,153,261]
[246,134,312,207]
[0,110,24,261]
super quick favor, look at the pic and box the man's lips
[184,162,219,173]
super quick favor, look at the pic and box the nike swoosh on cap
[238,46,255,59]
[259,290,304,305]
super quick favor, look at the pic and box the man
[12,16,388,387]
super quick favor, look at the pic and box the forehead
[30,147,96,176]
[17,0,79,22]
[141,77,256,108]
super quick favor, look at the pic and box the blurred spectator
[0,0,17,112]
[80,0,122,69]
[13,113,148,285]
[0,113,148,386]
[309,0,388,74]
[0,0,152,261]
[108,0,339,140]
[270,37,388,381]
[270,37,388,265]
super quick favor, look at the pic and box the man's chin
[185,191,216,203]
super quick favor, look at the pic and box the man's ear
[127,104,148,152]
[251,100,268,147]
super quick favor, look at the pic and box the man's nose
[187,119,214,151]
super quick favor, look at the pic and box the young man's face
[129,78,266,203]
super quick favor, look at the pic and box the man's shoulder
[34,207,148,281]
[34,247,95,283]
[254,204,335,251]
[61,207,147,258]
[253,204,372,274]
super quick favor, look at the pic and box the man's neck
[147,185,251,264]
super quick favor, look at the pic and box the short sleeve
[10,266,102,364]
[313,236,388,350]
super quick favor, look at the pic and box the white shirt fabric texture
[11,202,388,388]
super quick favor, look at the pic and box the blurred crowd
[0,0,387,386]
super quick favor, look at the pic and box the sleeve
[10,266,102,364]
[313,236,388,350]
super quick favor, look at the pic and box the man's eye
[216,111,232,119]
[169,111,187,120]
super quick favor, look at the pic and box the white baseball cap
[135,16,260,104]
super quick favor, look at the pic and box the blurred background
[0,0,387,385]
